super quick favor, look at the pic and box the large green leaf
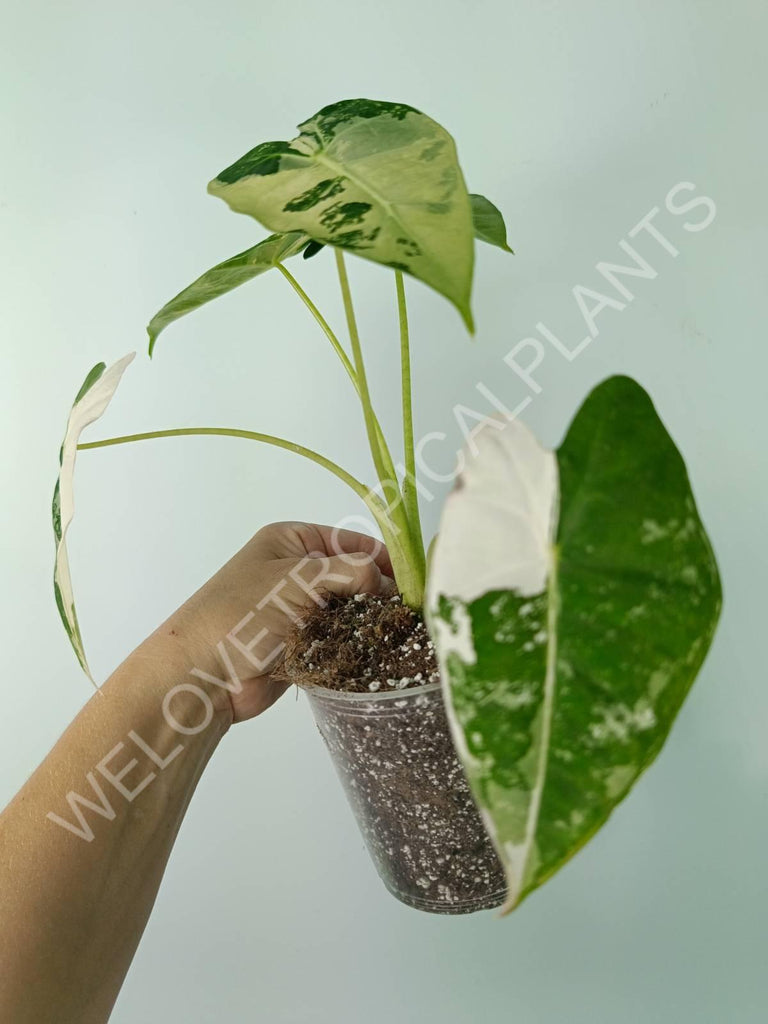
[53,353,135,682]
[428,376,722,913]
[147,231,309,355]
[208,98,476,332]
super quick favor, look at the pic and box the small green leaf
[53,353,136,682]
[428,377,722,913]
[470,193,514,253]
[147,231,310,355]
[302,239,325,260]
[208,98,476,333]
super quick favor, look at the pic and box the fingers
[255,521,394,578]
[309,524,394,578]
[294,552,389,601]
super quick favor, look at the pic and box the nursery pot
[306,678,506,914]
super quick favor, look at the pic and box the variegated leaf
[53,353,135,681]
[294,194,513,262]
[470,193,514,253]
[428,376,722,914]
[147,231,309,355]
[208,98,476,332]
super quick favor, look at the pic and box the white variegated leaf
[53,353,135,682]
[208,98,476,331]
[428,377,722,914]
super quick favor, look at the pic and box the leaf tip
[462,305,476,336]
[497,893,519,918]
[206,176,225,201]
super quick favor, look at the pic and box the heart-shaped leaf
[208,98,476,332]
[147,231,309,355]
[428,376,722,913]
[470,193,514,252]
[53,353,135,681]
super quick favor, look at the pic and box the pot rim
[302,679,442,703]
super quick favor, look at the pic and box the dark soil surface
[284,592,440,693]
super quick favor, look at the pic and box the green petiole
[77,426,417,601]
[334,250,425,609]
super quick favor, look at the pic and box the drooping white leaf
[53,353,135,682]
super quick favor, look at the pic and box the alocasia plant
[51,97,721,910]
[56,98,512,625]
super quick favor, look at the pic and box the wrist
[124,625,235,735]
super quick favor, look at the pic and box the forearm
[0,629,231,1024]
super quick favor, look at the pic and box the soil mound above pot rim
[283,592,440,694]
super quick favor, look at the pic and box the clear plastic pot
[306,680,506,914]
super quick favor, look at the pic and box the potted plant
[52,98,722,916]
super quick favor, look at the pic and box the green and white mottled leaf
[470,193,514,252]
[299,194,513,261]
[53,353,135,682]
[208,98,476,332]
[428,376,722,914]
[147,231,310,355]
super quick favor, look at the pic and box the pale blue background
[1,1,766,1021]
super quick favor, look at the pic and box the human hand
[151,522,394,724]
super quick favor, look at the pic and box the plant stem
[78,425,373,507]
[333,250,392,489]
[395,270,426,572]
[334,250,424,608]
[277,263,357,384]
[77,427,415,594]
[277,261,393,470]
